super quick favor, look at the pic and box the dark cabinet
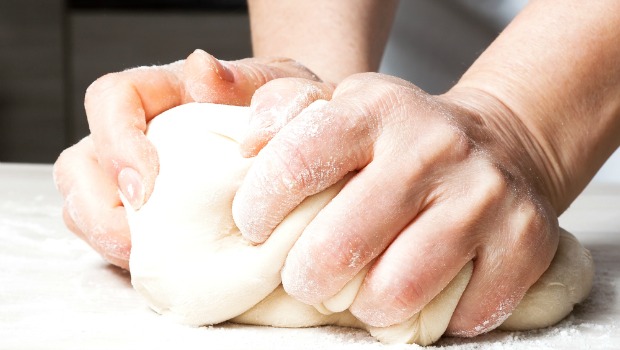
[0,1,251,163]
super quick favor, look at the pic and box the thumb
[183,49,321,106]
[86,50,321,211]
[85,64,186,210]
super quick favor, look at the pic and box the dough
[125,102,595,346]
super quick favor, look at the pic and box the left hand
[53,50,324,270]
[233,72,559,336]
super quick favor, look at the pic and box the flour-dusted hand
[234,0,620,336]
[53,50,321,269]
[54,136,131,268]
[240,78,335,158]
[232,73,560,335]
[125,103,594,346]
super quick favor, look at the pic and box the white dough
[126,102,595,346]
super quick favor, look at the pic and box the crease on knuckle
[234,61,274,87]
[268,137,313,195]
[323,236,374,275]
[360,273,427,327]
[393,278,427,316]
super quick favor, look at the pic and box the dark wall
[0,1,65,163]
[0,0,251,163]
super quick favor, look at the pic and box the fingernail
[118,167,145,210]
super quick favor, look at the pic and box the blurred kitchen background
[1,0,618,183]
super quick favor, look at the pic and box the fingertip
[280,243,324,305]
[184,50,238,103]
[239,126,271,158]
[193,49,235,83]
[231,193,270,244]
[239,139,262,158]
[187,49,234,82]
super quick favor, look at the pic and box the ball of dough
[125,102,594,346]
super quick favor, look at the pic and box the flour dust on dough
[125,102,595,346]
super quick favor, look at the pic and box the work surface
[1,163,618,349]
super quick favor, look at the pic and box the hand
[233,73,560,336]
[53,50,320,270]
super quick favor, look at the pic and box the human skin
[248,0,397,82]
[53,0,620,338]
[54,52,323,269]
[237,0,620,336]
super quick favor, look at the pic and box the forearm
[449,0,620,213]
[247,0,398,82]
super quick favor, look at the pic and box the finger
[87,50,322,211]
[232,97,379,244]
[185,52,321,106]
[280,157,424,306]
[85,60,186,210]
[241,78,334,157]
[287,151,496,321]
[233,73,412,243]
[278,76,475,306]
[346,164,504,327]
[446,199,558,337]
[54,137,131,270]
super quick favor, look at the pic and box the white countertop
[1,163,618,350]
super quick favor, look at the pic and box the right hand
[232,73,560,336]
[53,49,323,270]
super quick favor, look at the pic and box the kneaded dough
[126,102,595,346]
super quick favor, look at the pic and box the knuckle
[247,57,317,80]
[392,279,427,314]
[401,122,474,177]
[52,155,69,194]
[234,61,272,86]
[451,161,510,225]
[446,126,474,160]
[511,200,558,263]
[433,120,474,159]
[267,135,329,196]
[85,72,119,98]
[474,163,509,204]
[62,205,82,236]
[323,237,373,274]
[84,72,131,114]
[334,73,389,100]
[53,138,93,195]
[53,148,80,195]
[53,147,71,177]
[251,79,328,122]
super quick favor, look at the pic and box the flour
[0,162,616,349]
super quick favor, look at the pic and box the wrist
[441,0,620,214]
[440,85,564,214]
